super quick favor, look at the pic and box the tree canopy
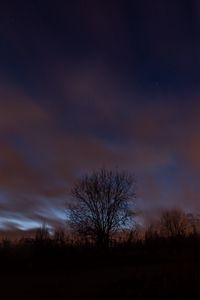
[68,168,136,246]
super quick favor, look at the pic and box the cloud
[1,81,200,233]
[0,80,122,230]
[1,1,200,234]
[0,84,50,133]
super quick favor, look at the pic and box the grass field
[1,255,200,299]
[0,235,200,299]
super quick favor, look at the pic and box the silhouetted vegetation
[68,168,136,247]
[1,169,200,299]
[1,211,200,299]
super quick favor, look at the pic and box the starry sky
[1,0,200,233]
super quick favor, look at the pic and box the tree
[160,209,190,238]
[35,223,50,244]
[186,213,200,235]
[68,168,136,247]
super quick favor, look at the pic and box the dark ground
[1,239,200,299]
[1,262,200,299]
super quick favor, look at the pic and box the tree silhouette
[35,223,50,244]
[68,168,136,247]
[160,209,190,238]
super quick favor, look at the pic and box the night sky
[1,0,200,233]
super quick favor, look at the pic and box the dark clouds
[0,0,200,231]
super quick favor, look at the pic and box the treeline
[0,208,200,271]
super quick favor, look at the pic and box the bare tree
[160,209,190,238]
[53,228,65,245]
[186,213,200,235]
[35,223,50,243]
[68,168,136,247]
